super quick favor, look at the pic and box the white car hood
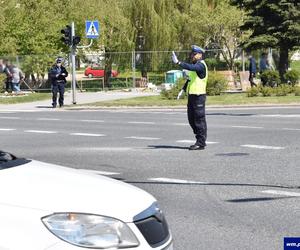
[0,160,156,222]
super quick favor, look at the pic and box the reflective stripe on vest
[187,60,208,95]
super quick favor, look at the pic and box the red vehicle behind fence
[84,66,118,78]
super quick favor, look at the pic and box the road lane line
[176,140,219,144]
[282,128,300,131]
[259,114,300,118]
[24,130,57,134]
[70,133,106,137]
[78,169,120,175]
[261,190,300,197]
[81,120,105,123]
[125,136,160,140]
[0,128,16,131]
[0,117,21,120]
[241,144,285,150]
[172,123,189,126]
[128,121,155,125]
[149,178,206,184]
[37,118,61,121]
[232,125,263,129]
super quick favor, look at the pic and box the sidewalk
[0,90,159,111]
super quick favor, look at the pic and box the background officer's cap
[56,57,64,63]
[191,45,205,54]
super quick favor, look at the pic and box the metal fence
[1,48,279,92]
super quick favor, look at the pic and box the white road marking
[81,120,105,123]
[259,114,300,118]
[24,130,57,134]
[261,190,300,197]
[78,169,120,175]
[282,128,300,131]
[125,136,160,140]
[0,128,16,131]
[0,116,20,119]
[232,125,263,129]
[241,144,285,150]
[70,133,106,137]
[149,178,206,184]
[79,147,146,151]
[176,140,219,144]
[172,123,189,126]
[37,118,60,121]
[128,121,155,125]
[0,109,38,112]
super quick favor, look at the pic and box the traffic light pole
[71,22,77,104]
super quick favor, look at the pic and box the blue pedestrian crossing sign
[86,20,100,39]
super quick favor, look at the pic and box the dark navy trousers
[187,94,207,147]
[52,82,65,107]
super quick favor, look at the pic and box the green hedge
[247,85,299,97]
[206,71,228,95]
[284,69,300,86]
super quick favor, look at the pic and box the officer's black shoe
[59,104,64,108]
[52,104,56,108]
[189,144,205,150]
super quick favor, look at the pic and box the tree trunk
[278,45,289,82]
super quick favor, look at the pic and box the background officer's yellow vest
[187,61,208,95]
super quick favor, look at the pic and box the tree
[230,0,300,79]
[197,0,246,71]
[127,0,176,77]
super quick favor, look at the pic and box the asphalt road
[1,106,300,250]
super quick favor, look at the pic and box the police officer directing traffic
[49,57,68,108]
[172,45,208,150]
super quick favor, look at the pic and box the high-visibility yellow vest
[187,60,208,95]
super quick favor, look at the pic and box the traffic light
[61,25,72,46]
[72,36,81,46]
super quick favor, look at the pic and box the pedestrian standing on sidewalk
[171,45,208,150]
[248,54,257,88]
[3,61,13,94]
[48,57,68,108]
[11,64,24,94]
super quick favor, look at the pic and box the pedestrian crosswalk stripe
[241,144,285,150]
[261,190,300,197]
[177,140,219,144]
[24,130,57,134]
[232,125,263,129]
[149,178,206,184]
[70,133,105,137]
[125,136,160,140]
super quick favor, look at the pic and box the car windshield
[0,151,31,170]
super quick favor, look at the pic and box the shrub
[0,74,5,93]
[160,78,186,100]
[259,86,273,97]
[206,71,228,96]
[294,86,300,96]
[260,70,280,87]
[246,87,260,97]
[274,84,290,96]
[284,69,300,86]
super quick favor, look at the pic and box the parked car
[84,66,118,78]
[0,151,173,250]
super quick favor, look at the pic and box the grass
[86,93,300,107]
[0,93,51,104]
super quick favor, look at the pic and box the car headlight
[42,213,139,249]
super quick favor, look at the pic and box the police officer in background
[49,57,68,108]
[172,45,208,150]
